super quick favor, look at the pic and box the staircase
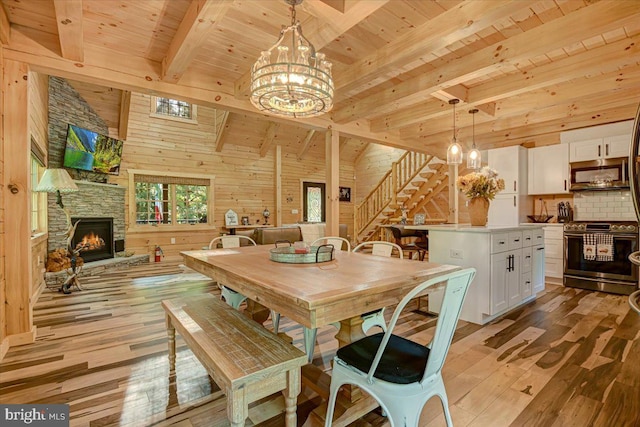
[355,152,450,242]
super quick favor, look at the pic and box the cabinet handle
[598,145,601,157]
[526,255,531,259]
[514,196,516,207]
[564,179,567,191]
[513,181,517,192]
[606,143,609,156]
[537,247,545,251]
[514,239,520,242]
[499,241,505,245]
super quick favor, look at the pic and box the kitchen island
[406,224,545,324]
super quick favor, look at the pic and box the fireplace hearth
[71,217,114,262]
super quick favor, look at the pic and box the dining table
[181,244,460,426]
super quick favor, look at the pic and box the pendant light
[467,108,481,169]
[446,99,463,164]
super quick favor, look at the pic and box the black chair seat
[336,332,429,384]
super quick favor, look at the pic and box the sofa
[235,224,348,246]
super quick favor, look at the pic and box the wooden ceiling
[2,0,640,160]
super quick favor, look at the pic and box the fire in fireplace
[71,217,114,262]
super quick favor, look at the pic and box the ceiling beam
[401,64,640,139]
[332,0,640,124]
[214,110,230,152]
[0,3,9,45]
[334,0,527,99]
[4,29,403,148]
[371,34,640,133]
[353,142,369,165]
[162,0,233,83]
[118,90,131,140]
[296,130,316,160]
[233,0,389,98]
[260,122,279,157]
[52,0,84,62]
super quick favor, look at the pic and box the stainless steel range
[564,221,639,295]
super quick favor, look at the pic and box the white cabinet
[543,225,563,280]
[488,146,531,226]
[565,122,632,162]
[569,137,629,162]
[427,226,544,325]
[528,144,570,195]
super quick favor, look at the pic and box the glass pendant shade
[250,0,333,118]
[467,108,481,169]
[447,140,463,164]
[447,99,463,164]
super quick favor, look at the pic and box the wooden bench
[162,293,307,427]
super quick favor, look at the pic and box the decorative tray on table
[269,244,335,264]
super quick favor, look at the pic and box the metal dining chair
[325,268,476,427]
[274,237,351,362]
[352,241,404,333]
[311,236,351,252]
[208,235,256,309]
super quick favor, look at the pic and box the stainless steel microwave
[570,157,629,191]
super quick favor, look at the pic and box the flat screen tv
[63,124,124,175]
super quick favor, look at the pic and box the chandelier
[250,0,334,118]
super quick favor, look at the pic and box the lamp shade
[35,169,78,193]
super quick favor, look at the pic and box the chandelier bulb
[467,108,481,169]
[447,99,463,165]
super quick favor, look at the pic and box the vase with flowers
[456,166,505,226]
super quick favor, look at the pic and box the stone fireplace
[71,217,114,262]
[47,181,125,258]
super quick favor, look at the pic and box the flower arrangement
[456,166,505,200]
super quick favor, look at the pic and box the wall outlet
[170,237,176,244]
[292,209,298,214]
[450,249,463,259]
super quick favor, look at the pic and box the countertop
[406,224,545,233]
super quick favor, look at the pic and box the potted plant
[456,166,505,226]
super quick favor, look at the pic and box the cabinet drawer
[533,230,544,244]
[522,246,532,273]
[522,230,534,247]
[545,258,563,278]
[545,239,563,259]
[508,232,523,250]
[491,233,509,253]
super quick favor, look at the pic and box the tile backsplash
[572,190,636,221]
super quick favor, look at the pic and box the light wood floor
[1,261,639,426]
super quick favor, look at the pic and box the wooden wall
[112,93,356,259]
[0,44,6,360]
[354,144,405,205]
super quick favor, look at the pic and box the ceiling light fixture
[467,108,481,169]
[250,0,334,118]
[447,99,463,165]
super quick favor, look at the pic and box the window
[129,170,214,230]
[31,154,46,234]
[150,96,197,123]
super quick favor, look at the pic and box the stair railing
[355,151,433,238]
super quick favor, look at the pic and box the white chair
[208,235,256,309]
[352,241,404,333]
[273,236,351,362]
[325,268,476,427]
[311,236,351,252]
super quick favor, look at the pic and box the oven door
[564,232,638,283]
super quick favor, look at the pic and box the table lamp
[35,168,79,249]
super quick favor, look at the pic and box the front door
[303,182,325,222]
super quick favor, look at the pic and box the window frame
[30,153,47,235]
[149,96,198,124]
[128,169,215,232]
